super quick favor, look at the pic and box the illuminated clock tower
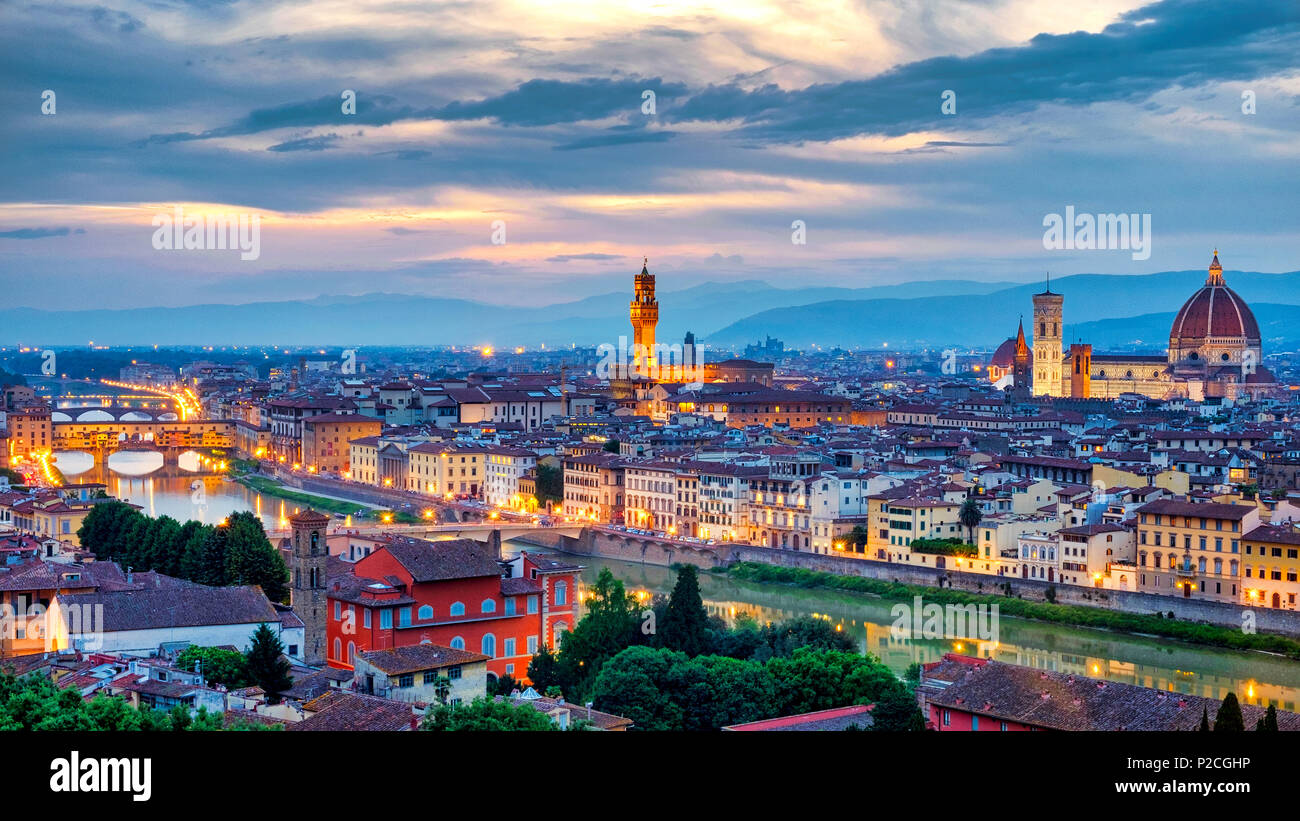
[629,257,659,377]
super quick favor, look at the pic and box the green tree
[1199,706,1210,731]
[526,645,561,693]
[555,567,641,697]
[423,696,557,731]
[959,497,983,545]
[490,674,521,697]
[245,623,293,702]
[603,438,620,453]
[754,616,856,661]
[534,463,563,507]
[661,565,711,656]
[224,511,290,601]
[182,524,228,586]
[1213,692,1245,732]
[1262,704,1279,731]
[176,645,251,688]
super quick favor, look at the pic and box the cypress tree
[1198,707,1210,731]
[1213,692,1245,732]
[1263,704,1279,731]
[662,564,710,656]
[245,623,293,702]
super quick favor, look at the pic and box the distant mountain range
[706,270,1300,351]
[5,269,1300,350]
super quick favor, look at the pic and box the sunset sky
[2,0,1298,311]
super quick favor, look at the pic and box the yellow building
[1135,499,1257,603]
[1241,523,1300,610]
[407,443,486,497]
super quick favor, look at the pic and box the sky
[1,0,1298,311]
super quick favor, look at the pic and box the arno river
[508,543,1300,712]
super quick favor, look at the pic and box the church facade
[989,252,1275,401]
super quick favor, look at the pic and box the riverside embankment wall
[517,528,1300,637]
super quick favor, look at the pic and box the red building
[324,536,580,682]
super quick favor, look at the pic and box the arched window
[347,641,355,664]
[333,638,341,660]
[482,633,496,657]
[449,601,465,617]
[418,605,434,620]
[450,636,465,650]
[481,599,497,614]
[553,622,569,642]
[555,581,568,606]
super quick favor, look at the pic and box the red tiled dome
[1169,253,1260,343]
[990,337,1031,369]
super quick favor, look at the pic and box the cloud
[0,227,85,239]
[545,253,625,262]
[553,130,676,151]
[267,133,342,152]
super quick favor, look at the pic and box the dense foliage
[590,646,918,731]
[534,463,563,507]
[175,645,252,689]
[423,696,557,731]
[908,537,978,557]
[77,503,289,601]
[0,671,276,731]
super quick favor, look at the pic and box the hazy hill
[4,268,1298,349]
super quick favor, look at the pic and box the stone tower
[629,257,659,378]
[289,508,330,667]
[1013,318,1031,390]
[1032,278,1064,397]
[1067,343,1092,399]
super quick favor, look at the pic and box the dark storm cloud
[664,0,1300,141]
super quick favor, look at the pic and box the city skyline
[2,0,1299,311]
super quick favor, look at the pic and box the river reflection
[507,545,1300,712]
[60,458,284,530]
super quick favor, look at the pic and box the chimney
[125,565,134,585]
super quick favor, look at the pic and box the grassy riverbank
[238,476,369,517]
[239,475,423,523]
[722,562,1300,659]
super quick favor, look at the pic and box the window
[528,635,538,654]
[423,671,438,684]
[450,601,465,617]
[333,638,341,660]
[348,642,355,664]
[481,599,497,614]
[505,597,516,616]
[482,634,497,657]
[527,595,538,614]
[364,609,371,628]
[448,666,462,680]
[334,601,341,620]
[380,610,393,629]
[555,581,568,605]
[504,638,517,657]
[399,607,412,627]
[418,605,434,621]
[943,710,951,727]
[450,636,465,650]
[398,674,414,688]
